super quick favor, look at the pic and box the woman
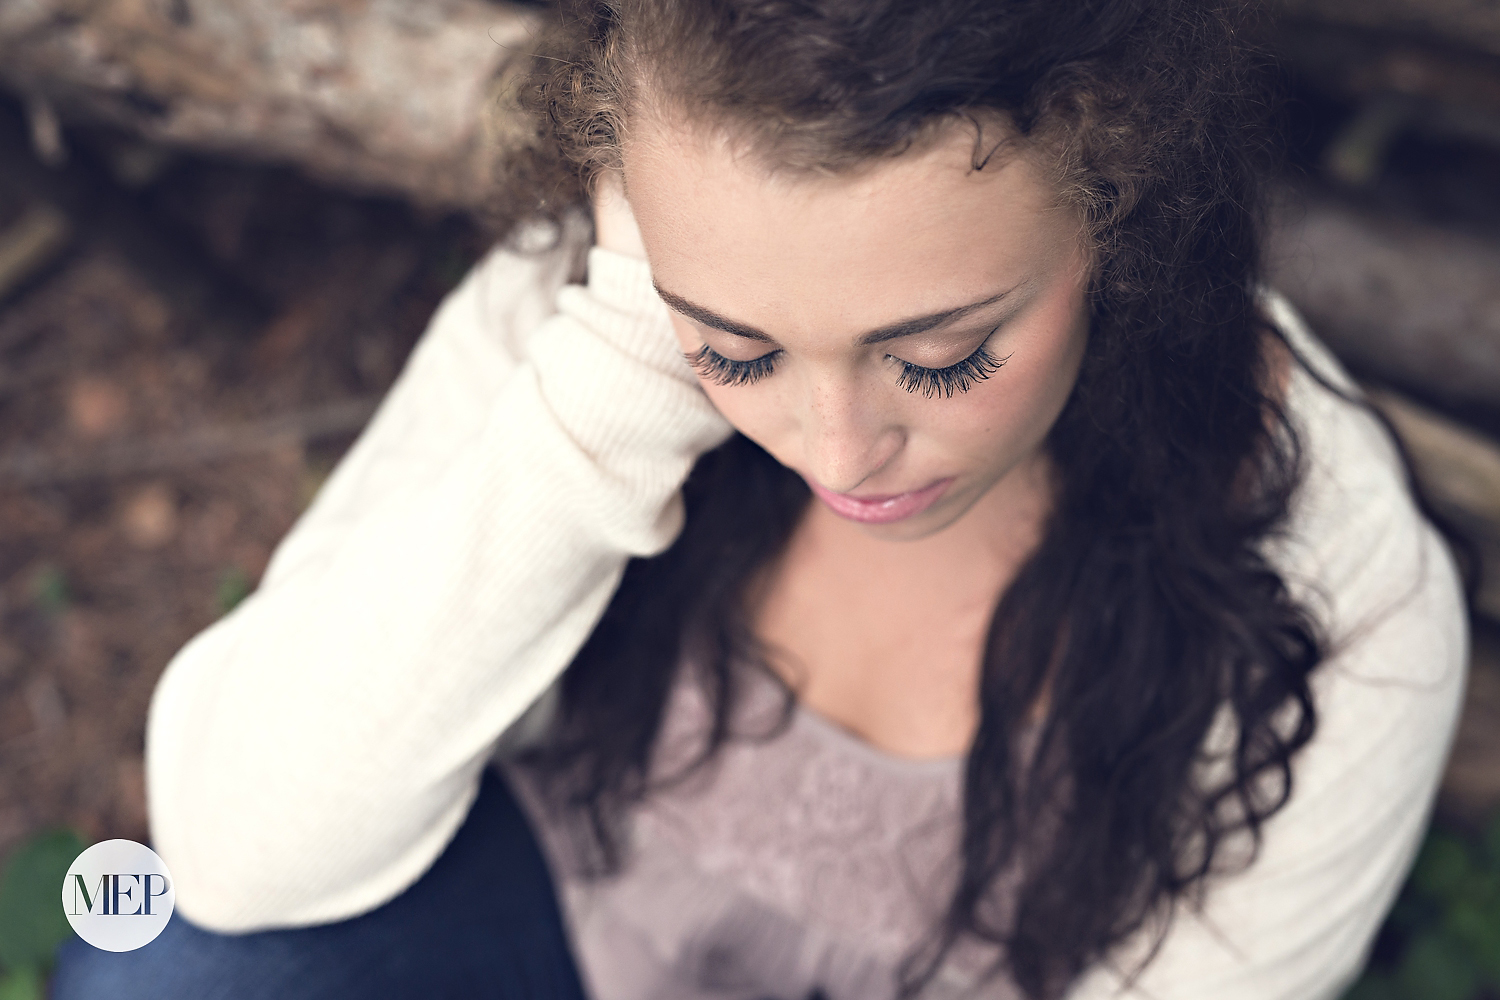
[52,0,1472,997]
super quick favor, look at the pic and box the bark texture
[1368,388,1500,622]
[1266,192,1500,412]
[0,0,543,211]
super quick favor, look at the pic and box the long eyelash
[895,343,1012,398]
[684,344,782,387]
[682,340,1012,396]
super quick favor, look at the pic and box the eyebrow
[651,281,1014,347]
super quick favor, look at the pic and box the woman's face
[623,116,1092,543]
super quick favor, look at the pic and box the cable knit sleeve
[143,214,735,933]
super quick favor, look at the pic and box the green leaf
[1448,899,1500,982]
[1412,835,1476,903]
[216,566,252,617]
[1473,872,1500,908]
[1386,889,1440,934]
[26,565,68,617]
[431,244,476,290]
[1397,930,1481,1000]
[1340,970,1404,1000]
[0,965,42,1000]
[1483,809,1500,870]
[0,827,86,972]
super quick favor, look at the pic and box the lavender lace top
[500,659,1023,1000]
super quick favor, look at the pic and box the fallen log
[1274,0,1500,58]
[1366,388,1500,622]
[0,0,543,213]
[1274,20,1500,118]
[1265,191,1500,414]
[1439,626,1500,829]
[0,202,72,303]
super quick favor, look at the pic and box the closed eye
[682,326,1012,398]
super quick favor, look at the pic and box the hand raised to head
[591,169,648,260]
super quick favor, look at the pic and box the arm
[144,195,733,933]
[1064,312,1470,1000]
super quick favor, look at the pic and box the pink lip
[806,477,954,524]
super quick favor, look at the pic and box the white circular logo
[61,839,175,952]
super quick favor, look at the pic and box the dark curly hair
[486,1,1481,997]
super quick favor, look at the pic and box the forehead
[621,115,1082,339]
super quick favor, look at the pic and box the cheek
[1010,269,1090,422]
[938,297,1087,464]
[928,388,1038,470]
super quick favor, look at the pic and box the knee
[50,929,167,1000]
[49,911,275,1000]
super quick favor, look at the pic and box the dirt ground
[0,94,488,866]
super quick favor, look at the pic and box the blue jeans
[50,765,588,999]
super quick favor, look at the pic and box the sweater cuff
[586,245,658,311]
[574,245,696,385]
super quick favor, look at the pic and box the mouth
[805,477,954,524]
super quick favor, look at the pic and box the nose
[797,374,903,494]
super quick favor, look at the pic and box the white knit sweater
[144,211,1468,1000]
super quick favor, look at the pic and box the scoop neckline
[789,698,965,776]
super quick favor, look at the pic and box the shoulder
[1252,290,1467,891]
[1067,294,1471,1000]
[1257,291,1467,772]
[1257,289,1464,667]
